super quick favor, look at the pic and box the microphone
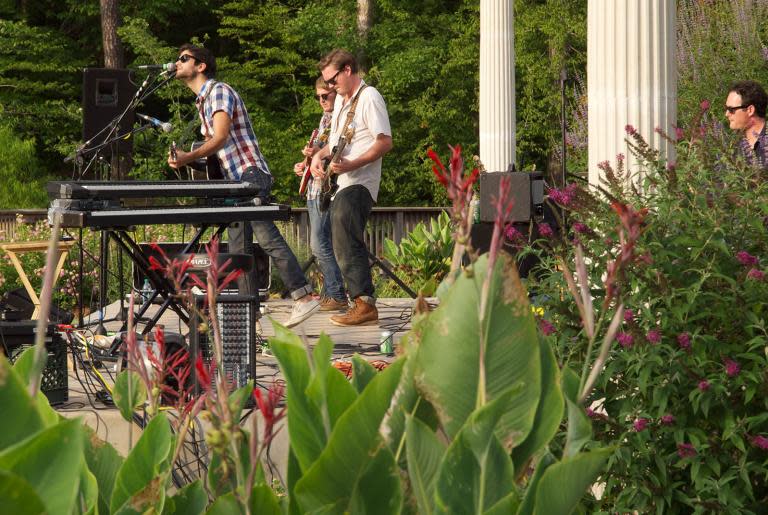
[136,113,173,133]
[136,62,176,72]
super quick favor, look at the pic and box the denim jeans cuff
[357,295,376,306]
[290,284,314,300]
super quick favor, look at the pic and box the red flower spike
[148,255,164,272]
[462,168,480,191]
[195,355,212,391]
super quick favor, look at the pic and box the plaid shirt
[196,79,270,181]
[306,111,333,200]
[738,124,768,167]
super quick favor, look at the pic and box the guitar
[188,141,225,180]
[298,129,319,195]
[318,125,355,212]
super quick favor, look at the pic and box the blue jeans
[228,168,312,300]
[330,185,375,302]
[307,197,345,300]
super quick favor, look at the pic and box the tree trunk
[356,0,374,71]
[100,0,124,69]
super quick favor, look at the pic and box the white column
[587,0,676,186]
[479,0,515,173]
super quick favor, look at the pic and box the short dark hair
[178,44,217,78]
[729,80,768,118]
[317,49,357,75]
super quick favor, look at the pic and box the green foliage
[0,123,49,209]
[527,114,768,512]
[381,210,453,296]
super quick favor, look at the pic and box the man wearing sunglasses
[168,43,320,328]
[725,80,768,166]
[293,78,347,311]
[310,49,392,327]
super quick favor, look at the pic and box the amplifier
[0,321,68,405]
[135,242,270,300]
[188,294,258,393]
[479,171,544,223]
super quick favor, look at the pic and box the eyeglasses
[315,93,334,102]
[325,68,343,86]
[725,104,749,114]
[176,54,198,64]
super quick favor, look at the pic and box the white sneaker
[284,298,320,328]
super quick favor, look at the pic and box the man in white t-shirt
[310,49,392,326]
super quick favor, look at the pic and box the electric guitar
[319,125,355,212]
[298,129,319,195]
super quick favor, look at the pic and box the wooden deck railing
[0,207,447,255]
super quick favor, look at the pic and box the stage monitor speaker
[479,171,544,223]
[135,242,271,300]
[82,68,136,156]
[188,294,258,393]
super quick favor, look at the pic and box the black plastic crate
[0,321,68,405]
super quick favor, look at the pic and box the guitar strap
[333,84,368,144]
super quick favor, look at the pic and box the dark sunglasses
[315,93,334,102]
[725,104,749,114]
[325,68,343,86]
[176,54,198,64]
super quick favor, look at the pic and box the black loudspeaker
[0,321,68,405]
[1,287,73,324]
[479,171,544,223]
[135,242,271,300]
[82,68,136,155]
[188,294,258,393]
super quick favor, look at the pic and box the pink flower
[747,268,765,281]
[736,251,759,267]
[677,442,697,458]
[539,318,556,336]
[724,358,741,377]
[572,222,588,234]
[547,183,578,207]
[616,332,634,348]
[646,329,662,344]
[667,162,677,172]
[504,224,524,242]
[616,153,625,163]
[752,435,768,450]
[698,380,710,391]
[700,99,711,111]
[633,418,649,432]
[624,309,635,323]
[597,160,611,171]
[537,222,554,238]
[625,124,637,135]
[677,332,691,350]
[674,127,684,141]
[660,414,675,426]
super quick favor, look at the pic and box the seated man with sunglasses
[168,43,320,328]
[725,80,768,167]
[293,77,347,311]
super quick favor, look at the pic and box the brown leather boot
[330,297,378,326]
[319,297,348,311]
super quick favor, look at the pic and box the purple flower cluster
[660,414,675,426]
[633,418,649,432]
[724,358,741,377]
[539,318,556,336]
[677,442,697,458]
[753,435,768,450]
[625,124,637,135]
[624,309,635,323]
[572,222,588,234]
[504,224,524,242]
[677,332,691,350]
[547,183,578,207]
[616,332,634,349]
[646,329,662,344]
[537,222,554,238]
[698,380,710,391]
[747,268,765,281]
[736,250,759,266]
